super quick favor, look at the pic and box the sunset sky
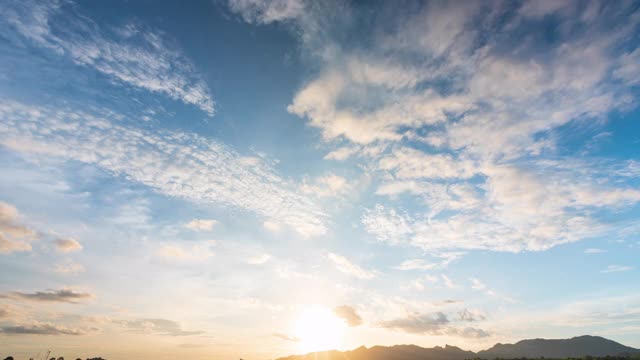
[1,1,640,359]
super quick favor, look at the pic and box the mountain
[275,336,640,360]
[277,344,474,360]
[478,335,640,359]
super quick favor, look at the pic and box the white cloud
[469,277,487,291]
[300,174,351,197]
[184,219,218,232]
[53,238,82,253]
[2,1,215,115]
[247,254,271,265]
[584,248,607,254]
[327,252,376,280]
[245,0,640,254]
[378,147,476,180]
[394,259,436,271]
[0,100,327,237]
[262,220,282,232]
[0,201,38,254]
[228,0,304,24]
[441,274,456,289]
[601,265,634,273]
[156,241,216,262]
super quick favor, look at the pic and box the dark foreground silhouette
[3,335,639,360]
[276,336,640,360]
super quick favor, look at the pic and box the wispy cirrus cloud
[601,265,634,273]
[1,0,215,115]
[0,100,327,237]
[116,318,204,336]
[328,252,376,280]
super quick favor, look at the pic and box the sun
[293,306,347,353]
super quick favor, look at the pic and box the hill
[276,336,640,360]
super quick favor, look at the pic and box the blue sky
[0,1,639,359]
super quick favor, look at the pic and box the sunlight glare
[293,306,346,353]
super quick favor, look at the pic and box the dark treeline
[466,357,640,360]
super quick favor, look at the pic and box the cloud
[394,259,436,271]
[469,277,486,291]
[263,220,282,232]
[457,308,486,322]
[1,1,215,115]
[238,0,640,253]
[184,219,218,232]
[53,238,82,253]
[584,248,607,254]
[273,332,300,342]
[449,326,491,339]
[380,312,449,334]
[247,254,271,265]
[156,241,216,262]
[0,100,327,237]
[300,174,351,198]
[228,0,304,24]
[116,318,204,336]
[1,288,93,303]
[441,275,457,289]
[333,305,362,327]
[0,201,38,254]
[0,323,87,335]
[601,265,634,273]
[327,252,375,280]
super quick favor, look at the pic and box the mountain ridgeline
[276,336,640,360]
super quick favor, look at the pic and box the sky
[0,0,640,359]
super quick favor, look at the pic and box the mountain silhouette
[276,336,639,360]
[478,336,640,358]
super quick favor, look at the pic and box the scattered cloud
[156,241,216,262]
[394,259,436,271]
[1,288,93,303]
[184,219,218,232]
[328,252,376,280]
[53,237,82,253]
[228,0,304,24]
[441,275,456,289]
[247,253,271,265]
[263,220,282,232]
[116,318,204,336]
[585,248,607,254]
[0,323,87,336]
[457,308,486,322]
[333,305,362,327]
[380,312,449,334]
[0,100,328,237]
[248,0,640,254]
[0,201,38,254]
[2,1,215,115]
[601,265,634,273]
[300,174,351,198]
[469,277,486,291]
